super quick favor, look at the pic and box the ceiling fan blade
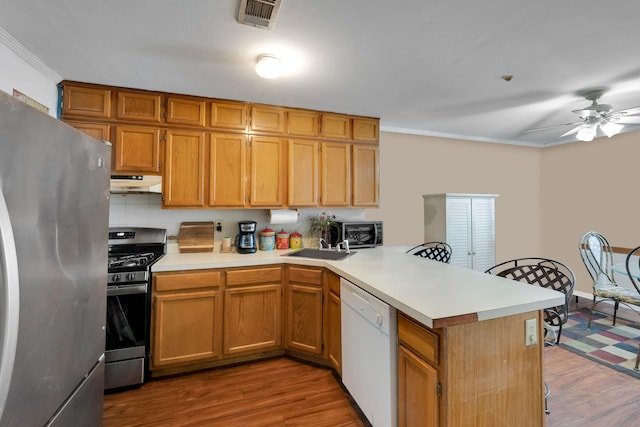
[560,125,583,137]
[614,116,640,124]
[523,121,583,133]
[615,106,640,116]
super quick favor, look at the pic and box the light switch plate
[525,318,537,346]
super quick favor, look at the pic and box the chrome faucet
[335,239,350,254]
[317,237,331,250]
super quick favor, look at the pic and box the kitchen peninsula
[152,247,563,426]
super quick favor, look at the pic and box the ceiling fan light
[255,54,281,79]
[576,126,596,142]
[600,122,624,138]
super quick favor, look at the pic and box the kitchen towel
[269,209,298,225]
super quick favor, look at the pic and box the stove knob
[126,273,136,281]
[112,274,121,282]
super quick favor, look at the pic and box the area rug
[559,307,640,379]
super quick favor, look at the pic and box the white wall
[0,26,60,116]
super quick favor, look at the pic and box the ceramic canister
[259,228,275,251]
[289,231,302,249]
[276,229,290,250]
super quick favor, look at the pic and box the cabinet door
[285,266,324,355]
[446,197,473,269]
[249,136,285,207]
[209,133,247,207]
[210,101,247,130]
[321,142,351,206]
[152,290,222,368]
[67,122,111,142]
[117,90,162,123]
[351,144,379,207]
[288,139,318,207]
[470,197,496,273]
[163,130,206,207]
[288,110,319,137]
[114,125,161,173]
[250,105,285,134]
[327,273,341,375]
[321,113,351,140]
[166,96,206,127]
[223,284,282,355]
[398,345,439,427]
[352,117,379,142]
[61,84,112,119]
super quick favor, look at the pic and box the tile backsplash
[109,193,366,242]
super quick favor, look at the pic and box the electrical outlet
[525,318,537,346]
[216,221,222,232]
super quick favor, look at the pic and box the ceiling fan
[525,89,640,141]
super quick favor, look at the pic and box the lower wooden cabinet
[398,344,439,427]
[285,266,324,355]
[223,267,283,355]
[151,270,223,369]
[326,271,342,375]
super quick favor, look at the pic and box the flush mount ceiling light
[255,54,281,79]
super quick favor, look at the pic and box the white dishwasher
[341,278,397,427]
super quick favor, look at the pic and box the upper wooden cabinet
[210,101,247,130]
[61,84,111,119]
[250,105,286,134]
[288,139,319,207]
[321,113,351,140]
[166,96,206,127]
[163,130,207,207]
[321,142,351,206]
[353,117,379,142]
[117,90,162,123]
[249,136,286,207]
[67,121,110,142]
[352,144,379,207]
[209,133,247,207]
[288,109,319,137]
[114,125,162,173]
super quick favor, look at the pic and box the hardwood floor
[104,358,365,427]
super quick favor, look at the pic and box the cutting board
[178,222,215,253]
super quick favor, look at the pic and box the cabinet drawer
[398,313,439,365]
[288,266,323,285]
[154,270,222,292]
[226,267,282,286]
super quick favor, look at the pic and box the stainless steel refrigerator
[0,91,110,426]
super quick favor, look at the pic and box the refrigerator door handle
[0,185,20,420]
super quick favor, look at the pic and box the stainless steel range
[106,227,166,390]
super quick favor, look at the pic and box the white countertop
[152,246,565,328]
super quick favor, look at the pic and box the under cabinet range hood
[110,175,162,194]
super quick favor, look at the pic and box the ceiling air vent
[237,0,282,30]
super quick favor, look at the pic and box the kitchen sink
[286,248,356,261]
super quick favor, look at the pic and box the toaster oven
[332,221,383,248]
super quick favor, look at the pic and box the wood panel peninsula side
[152,247,563,426]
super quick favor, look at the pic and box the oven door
[105,283,148,363]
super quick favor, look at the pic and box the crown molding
[0,26,62,83]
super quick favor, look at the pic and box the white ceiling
[2,0,640,147]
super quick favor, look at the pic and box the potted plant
[309,211,339,245]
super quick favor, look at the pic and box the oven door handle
[107,284,147,296]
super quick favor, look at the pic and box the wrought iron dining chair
[624,246,640,371]
[578,231,640,329]
[405,242,452,263]
[485,257,575,415]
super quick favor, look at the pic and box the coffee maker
[235,221,257,254]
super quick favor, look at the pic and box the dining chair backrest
[625,246,640,295]
[405,242,452,263]
[579,231,615,288]
[485,257,576,323]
